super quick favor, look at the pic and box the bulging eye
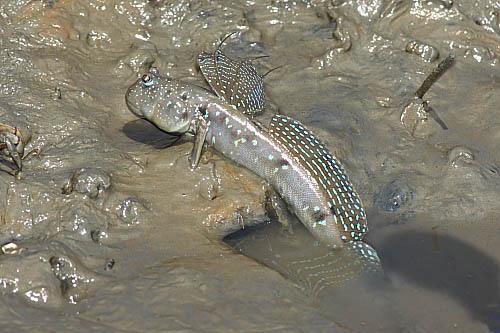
[141,74,154,87]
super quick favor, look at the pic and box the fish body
[204,102,347,248]
[125,68,367,249]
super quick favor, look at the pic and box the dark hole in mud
[105,258,115,271]
[122,119,182,149]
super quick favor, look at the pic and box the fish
[125,66,368,249]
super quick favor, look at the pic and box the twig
[415,54,455,99]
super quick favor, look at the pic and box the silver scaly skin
[125,68,368,250]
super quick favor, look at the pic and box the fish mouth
[125,96,143,117]
[125,83,145,117]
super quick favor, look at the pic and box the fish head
[125,67,202,135]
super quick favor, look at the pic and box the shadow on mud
[380,229,500,331]
[122,119,182,149]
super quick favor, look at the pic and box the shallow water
[0,0,499,332]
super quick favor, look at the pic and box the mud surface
[0,0,499,332]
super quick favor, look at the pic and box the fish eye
[141,74,154,87]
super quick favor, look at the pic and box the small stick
[415,54,455,99]
[431,226,440,251]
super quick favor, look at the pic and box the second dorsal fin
[198,49,265,115]
[269,114,367,241]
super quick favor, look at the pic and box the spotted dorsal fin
[198,49,265,115]
[269,115,367,242]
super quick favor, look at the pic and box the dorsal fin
[197,47,265,115]
[198,51,221,93]
[269,115,367,242]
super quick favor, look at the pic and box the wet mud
[0,0,499,332]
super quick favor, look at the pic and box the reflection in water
[285,241,382,296]
[225,221,383,297]
[380,229,500,331]
[226,221,500,331]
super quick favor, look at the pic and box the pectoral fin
[188,116,208,170]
